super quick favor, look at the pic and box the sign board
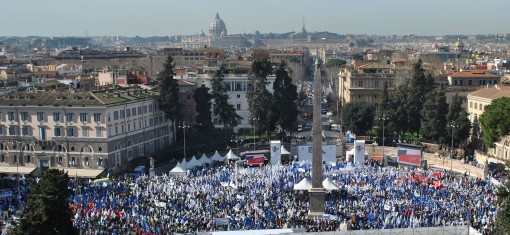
[354,140,365,165]
[397,144,422,166]
[270,140,281,165]
[297,145,336,163]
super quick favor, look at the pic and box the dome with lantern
[209,12,227,38]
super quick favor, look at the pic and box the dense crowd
[67,160,499,235]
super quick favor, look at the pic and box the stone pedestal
[149,169,155,178]
[308,187,326,218]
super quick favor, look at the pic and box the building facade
[0,87,174,177]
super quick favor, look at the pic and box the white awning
[293,178,313,191]
[281,145,291,155]
[0,166,37,175]
[226,149,239,160]
[57,168,106,178]
[322,178,340,191]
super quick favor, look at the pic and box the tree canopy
[211,68,241,130]
[480,97,510,148]
[13,169,77,235]
[157,55,180,121]
[342,102,375,133]
[248,59,275,135]
[272,61,298,132]
[325,59,347,68]
[193,86,214,131]
[420,87,448,143]
[446,94,471,148]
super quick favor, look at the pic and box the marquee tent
[187,155,201,168]
[322,178,340,191]
[211,151,225,162]
[226,149,239,161]
[170,162,187,174]
[281,145,291,155]
[293,178,313,191]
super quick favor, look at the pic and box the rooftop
[467,87,510,100]
[450,70,500,78]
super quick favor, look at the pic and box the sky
[2,0,509,37]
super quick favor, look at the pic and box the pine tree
[421,87,448,143]
[406,59,428,137]
[247,59,274,135]
[157,55,180,121]
[13,169,77,235]
[211,67,241,130]
[193,86,214,131]
[389,80,409,137]
[273,61,298,132]
[342,102,375,133]
[446,94,471,149]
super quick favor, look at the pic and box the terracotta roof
[177,80,196,86]
[468,87,510,100]
[450,70,500,78]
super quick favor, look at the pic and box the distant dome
[454,38,464,51]
[209,12,227,38]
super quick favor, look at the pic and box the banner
[270,140,281,165]
[297,145,336,163]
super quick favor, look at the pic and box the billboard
[246,154,265,164]
[298,145,336,163]
[397,144,422,166]
[270,140,281,165]
[354,140,365,165]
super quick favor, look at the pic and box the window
[66,113,74,122]
[80,113,88,122]
[97,157,103,166]
[0,127,3,135]
[237,104,241,110]
[82,128,89,137]
[126,109,131,117]
[149,105,153,112]
[149,118,153,126]
[96,128,102,137]
[474,103,478,110]
[137,107,142,115]
[120,110,125,118]
[188,105,191,111]
[54,127,62,137]
[132,107,136,116]
[237,94,241,98]
[121,124,125,133]
[469,102,472,108]
[84,157,89,166]
[93,113,101,122]
[115,125,118,135]
[139,120,142,128]
[9,126,16,135]
[39,127,46,140]
[114,111,119,120]
[67,127,75,137]
[26,155,31,163]
[468,80,472,86]
[187,95,191,101]
[21,112,29,121]
[53,112,61,122]
[37,112,44,122]
[143,106,148,113]
[8,112,15,121]
[133,122,136,130]
[358,81,363,87]
[374,81,379,88]
[128,123,131,131]
[22,126,29,136]
[374,94,379,99]
[358,94,363,99]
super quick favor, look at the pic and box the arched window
[22,144,34,165]
[0,143,8,163]
[80,145,93,167]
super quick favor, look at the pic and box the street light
[379,114,388,161]
[178,121,190,168]
[449,122,458,172]
[250,117,259,151]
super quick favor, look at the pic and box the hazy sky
[2,0,509,37]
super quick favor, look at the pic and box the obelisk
[308,57,325,217]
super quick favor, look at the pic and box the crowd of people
[67,160,499,235]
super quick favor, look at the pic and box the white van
[330,124,341,132]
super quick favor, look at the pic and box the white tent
[179,159,187,169]
[281,145,291,155]
[198,153,210,165]
[226,149,239,161]
[187,155,202,168]
[322,178,340,191]
[211,151,225,162]
[293,178,313,191]
[170,162,187,174]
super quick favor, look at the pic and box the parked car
[330,124,341,132]
[304,123,312,131]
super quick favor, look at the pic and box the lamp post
[449,122,458,172]
[178,121,190,168]
[250,117,259,151]
[379,114,388,161]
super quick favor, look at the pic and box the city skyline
[2,0,509,37]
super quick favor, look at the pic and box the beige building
[338,62,404,111]
[0,86,174,177]
[466,86,510,160]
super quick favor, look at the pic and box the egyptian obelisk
[308,56,325,217]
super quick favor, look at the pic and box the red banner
[399,154,421,166]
